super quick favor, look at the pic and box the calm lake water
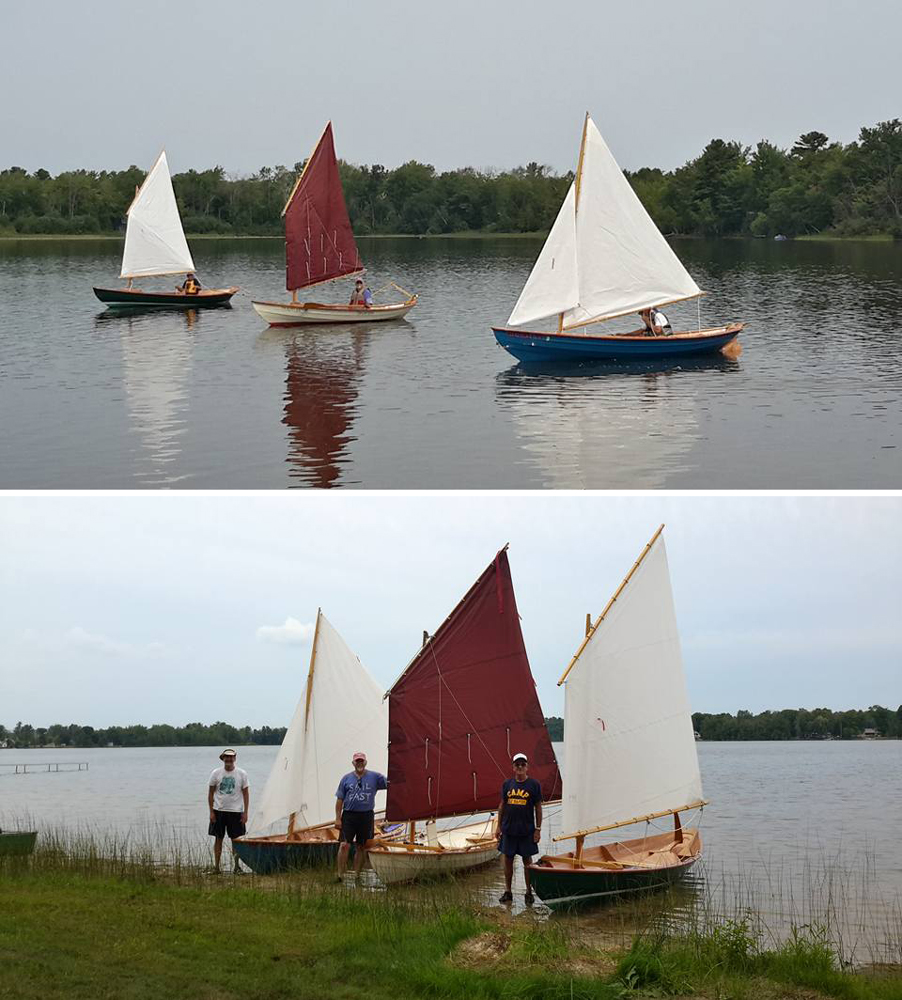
[4,741,901,961]
[1,237,900,488]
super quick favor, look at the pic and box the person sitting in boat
[349,277,373,308]
[649,306,673,336]
[179,273,202,295]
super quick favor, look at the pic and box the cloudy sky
[2,493,899,729]
[3,0,898,177]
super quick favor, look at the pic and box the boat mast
[559,523,664,686]
[558,113,589,334]
[288,608,322,839]
[304,608,323,732]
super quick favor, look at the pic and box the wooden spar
[383,544,510,699]
[291,289,298,304]
[125,150,164,216]
[561,291,709,333]
[303,609,322,732]
[574,112,589,211]
[585,613,591,638]
[558,524,665,686]
[282,121,330,217]
[287,812,297,837]
[552,799,708,842]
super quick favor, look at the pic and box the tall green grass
[2,827,900,999]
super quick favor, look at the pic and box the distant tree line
[0,721,287,749]
[692,705,902,741]
[3,709,899,748]
[1,118,900,239]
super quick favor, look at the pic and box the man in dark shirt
[494,751,543,905]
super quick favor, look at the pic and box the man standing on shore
[207,748,249,873]
[495,751,543,906]
[334,750,387,881]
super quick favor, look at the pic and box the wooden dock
[0,762,89,775]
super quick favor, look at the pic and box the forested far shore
[2,706,900,748]
[2,119,901,239]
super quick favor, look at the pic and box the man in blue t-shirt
[334,750,387,879]
[495,751,543,905]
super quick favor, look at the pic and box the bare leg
[503,855,514,892]
[523,859,532,891]
[336,841,350,878]
[213,837,224,872]
[353,845,366,874]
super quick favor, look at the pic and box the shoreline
[2,853,897,999]
[0,231,897,243]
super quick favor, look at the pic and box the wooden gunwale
[95,286,238,299]
[251,297,415,313]
[496,323,742,343]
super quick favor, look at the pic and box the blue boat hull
[492,325,742,362]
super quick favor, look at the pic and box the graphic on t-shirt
[219,776,236,795]
[505,786,531,807]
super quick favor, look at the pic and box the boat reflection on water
[93,309,197,485]
[495,354,741,489]
[262,324,375,487]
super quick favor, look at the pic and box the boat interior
[534,827,701,872]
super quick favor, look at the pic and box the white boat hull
[367,818,498,885]
[251,296,417,327]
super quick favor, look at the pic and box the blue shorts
[498,833,539,859]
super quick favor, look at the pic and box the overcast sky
[3,0,899,177]
[2,494,899,730]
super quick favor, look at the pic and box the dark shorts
[209,810,246,840]
[498,832,539,859]
[340,810,375,846]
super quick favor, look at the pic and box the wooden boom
[558,523,665,686]
[552,799,708,842]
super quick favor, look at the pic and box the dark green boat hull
[232,838,349,874]
[0,831,37,856]
[528,856,697,907]
[93,286,237,308]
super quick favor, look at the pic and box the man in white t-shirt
[207,748,249,873]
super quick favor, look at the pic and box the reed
[2,827,900,1000]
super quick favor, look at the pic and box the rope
[424,642,509,821]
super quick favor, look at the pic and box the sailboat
[251,123,417,326]
[492,115,743,361]
[528,525,707,907]
[232,609,394,873]
[367,547,561,884]
[93,151,238,308]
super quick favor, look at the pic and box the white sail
[508,117,700,329]
[507,184,579,327]
[561,534,702,837]
[120,151,195,279]
[246,611,388,836]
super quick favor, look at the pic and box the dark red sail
[284,122,363,291]
[385,548,561,823]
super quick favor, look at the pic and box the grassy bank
[1,843,900,1000]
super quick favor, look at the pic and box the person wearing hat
[494,752,543,905]
[348,277,373,308]
[334,750,387,880]
[207,749,249,873]
[178,272,202,295]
